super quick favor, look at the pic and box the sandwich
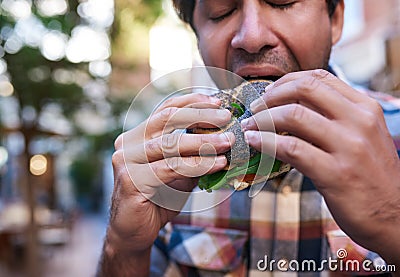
[189,80,291,192]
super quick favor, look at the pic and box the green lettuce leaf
[198,153,283,192]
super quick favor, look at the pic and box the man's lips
[234,65,286,81]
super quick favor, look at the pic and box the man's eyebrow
[199,0,235,7]
[197,0,212,9]
[198,0,227,5]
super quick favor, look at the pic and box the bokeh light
[1,0,32,19]
[15,16,47,48]
[0,80,14,97]
[36,0,68,17]
[29,154,48,176]
[0,58,7,75]
[40,31,68,61]
[89,60,112,78]
[0,146,9,168]
[4,34,23,54]
[66,26,110,63]
[77,0,114,28]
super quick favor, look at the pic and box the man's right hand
[99,93,234,276]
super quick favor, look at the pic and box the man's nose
[231,7,278,53]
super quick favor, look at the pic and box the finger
[272,69,369,104]
[112,149,201,199]
[241,104,338,152]
[125,155,226,211]
[128,155,228,192]
[125,132,235,163]
[144,107,232,139]
[117,95,224,148]
[251,74,354,120]
[120,107,232,145]
[244,130,335,184]
[186,102,222,109]
[154,93,221,113]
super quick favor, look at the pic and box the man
[98,0,400,276]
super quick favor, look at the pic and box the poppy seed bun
[189,80,291,189]
[190,80,272,167]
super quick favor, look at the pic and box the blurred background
[0,0,399,276]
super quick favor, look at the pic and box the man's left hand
[241,69,400,265]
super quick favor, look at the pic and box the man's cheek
[198,40,220,67]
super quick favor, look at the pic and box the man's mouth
[234,65,286,82]
[243,75,281,82]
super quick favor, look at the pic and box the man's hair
[172,0,340,30]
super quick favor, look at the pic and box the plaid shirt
[150,91,400,277]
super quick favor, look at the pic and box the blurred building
[332,0,400,95]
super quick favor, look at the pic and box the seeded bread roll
[190,80,291,191]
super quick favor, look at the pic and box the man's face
[193,0,344,79]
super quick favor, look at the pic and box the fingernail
[244,131,258,144]
[218,133,230,143]
[225,132,235,145]
[264,82,274,92]
[250,98,262,113]
[241,118,249,131]
[217,132,234,147]
[210,97,221,105]
[216,155,227,165]
[217,109,231,118]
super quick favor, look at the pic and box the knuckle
[336,159,355,182]
[167,156,181,172]
[160,107,178,123]
[296,76,320,96]
[367,99,383,116]
[197,135,220,155]
[114,134,123,150]
[359,101,381,131]
[283,137,302,160]
[112,151,134,185]
[347,136,368,156]
[146,138,160,154]
[162,133,181,156]
[112,150,124,168]
[286,104,306,125]
[311,69,331,80]
[362,112,379,131]
[184,156,202,169]
[197,134,207,147]
[336,161,350,179]
[162,97,175,107]
[192,155,203,166]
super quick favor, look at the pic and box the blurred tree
[0,0,164,275]
[0,0,125,275]
[69,153,101,210]
[112,0,162,61]
[110,0,163,96]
